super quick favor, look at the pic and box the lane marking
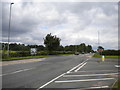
[115,65,120,68]
[37,58,89,89]
[67,59,89,73]
[74,62,87,72]
[36,73,66,89]
[55,78,115,83]
[85,86,109,89]
[71,69,118,73]
[63,73,118,77]
[66,62,84,73]
[0,68,34,76]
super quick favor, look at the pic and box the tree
[86,45,92,53]
[97,46,104,55]
[79,43,86,53]
[98,46,104,50]
[44,33,61,51]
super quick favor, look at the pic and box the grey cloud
[2,2,118,50]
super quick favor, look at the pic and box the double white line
[37,59,88,89]
[67,59,88,73]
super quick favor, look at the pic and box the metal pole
[7,3,14,57]
[98,31,100,46]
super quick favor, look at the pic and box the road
[2,54,118,89]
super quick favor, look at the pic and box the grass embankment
[112,80,120,89]
[93,53,120,59]
[1,54,72,61]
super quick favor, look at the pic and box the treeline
[1,33,94,58]
[1,43,45,51]
[102,50,120,56]
[1,42,94,58]
[1,43,93,53]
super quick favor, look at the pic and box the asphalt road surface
[2,54,119,89]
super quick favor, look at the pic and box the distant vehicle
[74,52,79,55]
[82,52,84,54]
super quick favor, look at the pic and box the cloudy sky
[2,1,118,50]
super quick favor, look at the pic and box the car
[82,52,84,54]
[74,52,79,55]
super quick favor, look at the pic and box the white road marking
[67,59,89,73]
[63,73,118,77]
[72,69,118,73]
[66,62,84,73]
[0,68,34,76]
[37,58,89,89]
[36,73,66,90]
[115,65,120,68]
[55,78,115,83]
[74,62,87,72]
[86,86,109,89]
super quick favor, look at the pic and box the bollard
[102,55,105,61]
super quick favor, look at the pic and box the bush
[37,51,48,55]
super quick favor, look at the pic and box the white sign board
[30,48,37,55]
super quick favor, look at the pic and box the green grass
[93,53,120,59]
[1,54,72,61]
[105,56,119,59]
[92,53,101,58]
[112,80,120,89]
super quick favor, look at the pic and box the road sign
[30,48,37,55]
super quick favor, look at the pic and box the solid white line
[63,73,118,77]
[55,78,115,83]
[74,62,87,72]
[86,86,109,89]
[0,68,34,76]
[71,69,118,73]
[36,73,66,90]
[66,62,84,73]
[67,59,89,73]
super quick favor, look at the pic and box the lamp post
[7,2,14,57]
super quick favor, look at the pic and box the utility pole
[98,31,100,46]
[7,3,14,57]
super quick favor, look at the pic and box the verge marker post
[102,55,105,61]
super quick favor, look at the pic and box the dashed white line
[74,62,87,72]
[0,68,34,76]
[55,78,115,83]
[63,73,118,77]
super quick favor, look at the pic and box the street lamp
[7,2,14,57]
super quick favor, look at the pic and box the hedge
[102,50,120,56]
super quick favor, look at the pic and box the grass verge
[93,53,120,59]
[1,54,73,61]
[112,80,120,89]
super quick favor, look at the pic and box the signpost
[30,48,37,55]
[102,55,105,61]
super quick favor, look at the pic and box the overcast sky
[2,1,118,50]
